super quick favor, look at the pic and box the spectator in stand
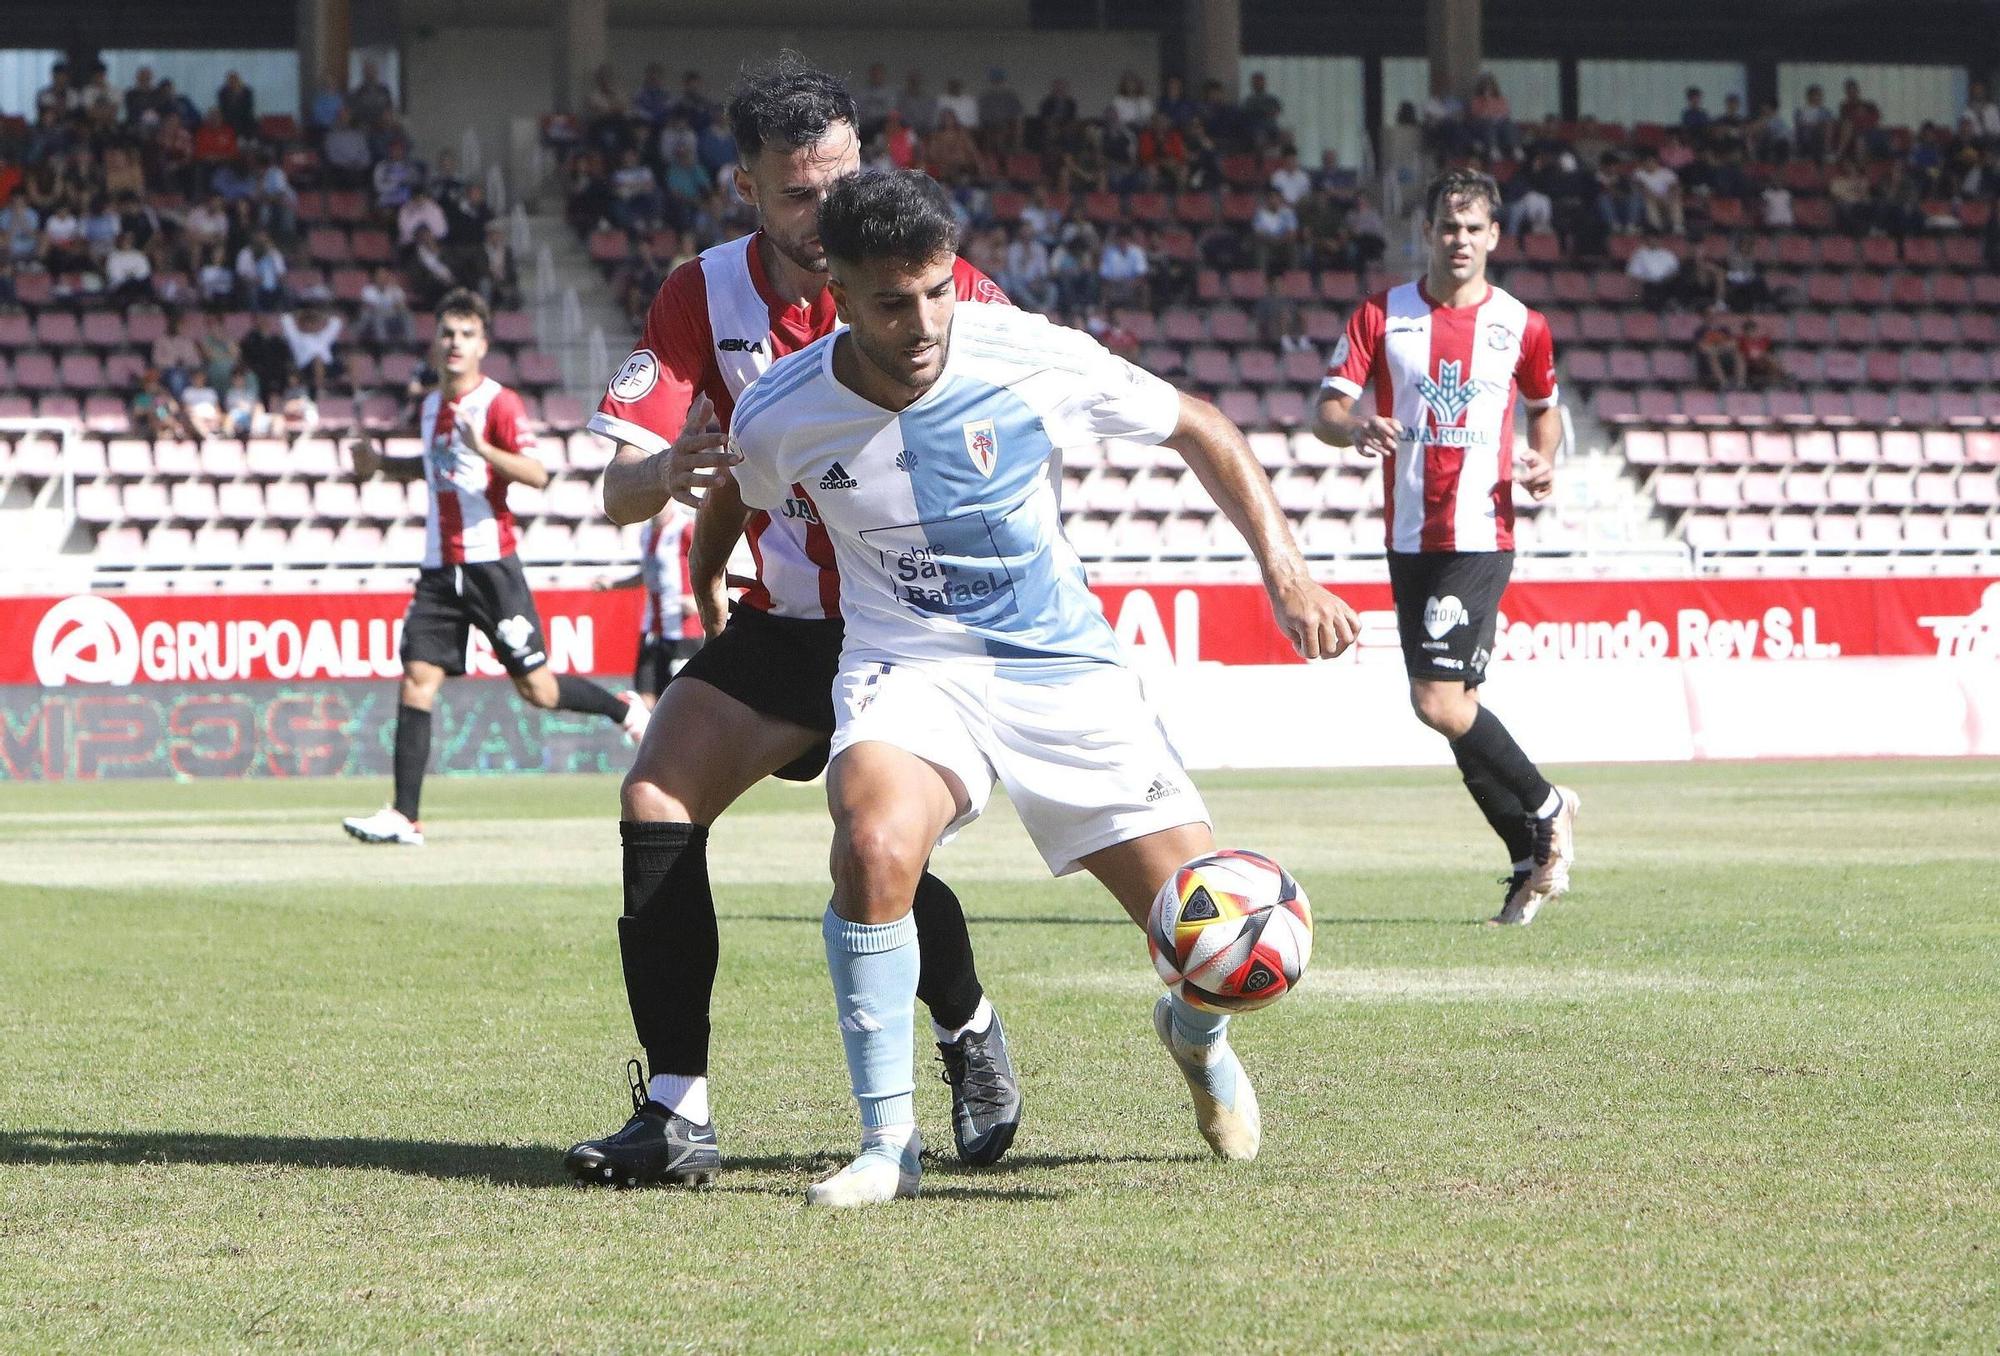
[1138,111,1191,191]
[80,194,119,260]
[1297,184,1350,270]
[4,192,40,263]
[241,312,292,396]
[102,142,145,199]
[198,318,239,391]
[1195,78,1241,148]
[607,147,663,230]
[476,220,521,309]
[1632,149,1685,233]
[278,379,320,436]
[1751,99,1792,161]
[1828,157,1872,233]
[1835,79,1881,160]
[41,196,86,270]
[151,109,195,194]
[1268,148,1311,205]
[1504,150,1560,236]
[1696,232,1771,311]
[694,115,736,176]
[584,63,628,150]
[193,106,240,169]
[307,82,345,137]
[1346,191,1387,270]
[1381,100,1426,200]
[1795,84,1833,159]
[1097,106,1141,191]
[1422,87,1469,157]
[935,76,978,133]
[1679,87,1710,137]
[999,221,1055,313]
[357,265,413,343]
[322,108,374,188]
[349,59,396,133]
[216,71,256,137]
[1097,223,1150,307]
[223,365,268,437]
[1242,71,1284,151]
[131,368,189,438]
[1020,183,1063,243]
[116,191,160,250]
[373,140,420,210]
[210,154,257,205]
[1054,111,1103,192]
[35,62,76,119]
[1626,229,1685,308]
[925,108,988,180]
[878,109,920,171]
[124,66,166,125]
[672,69,715,132]
[897,70,937,135]
[1709,94,1748,154]
[394,186,445,247]
[152,312,203,393]
[1694,307,1745,389]
[660,139,710,214]
[1050,220,1099,315]
[855,63,895,140]
[405,224,458,307]
[254,152,297,239]
[281,301,345,395]
[1250,187,1299,273]
[1738,317,1780,388]
[160,78,202,131]
[1035,78,1078,150]
[1157,74,1196,128]
[235,229,287,311]
[1761,178,1794,227]
[1467,74,1517,159]
[1964,81,2000,145]
[104,231,152,300]
[1112,72,1154,129]
[976,69,1024,156]
[180,375,224,437]
[632,63,673,130]
[196,244,237,308]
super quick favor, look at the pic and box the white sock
[646,1073,709,1125]
[1533,789,1563,820]
[931,995,994,1045]
[860,1121,916,1154]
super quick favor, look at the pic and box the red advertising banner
[3,576,1996,688]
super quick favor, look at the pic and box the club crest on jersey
[962,419,999,477]
[1485,323,1517,351]
[1328,334,1351,368]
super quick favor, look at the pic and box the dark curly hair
[726,52,856,162]
[1423,167,1504,224]
[817,169,961,269]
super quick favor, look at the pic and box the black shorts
[676,602,842,781]
[1387,550,1513,687]
[400,557,549,678]
[633,636,702,697]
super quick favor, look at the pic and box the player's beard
[852,326,947,396]
[765,225,828,277]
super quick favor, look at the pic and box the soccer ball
[1147,850,1313,1013]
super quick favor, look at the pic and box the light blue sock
[822,906,919,1130]
[1168,993,1230,1049]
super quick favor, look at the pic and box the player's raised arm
[1162,392,1360,660]
[346,433,423,481]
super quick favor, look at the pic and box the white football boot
[1488,870,1544,926]
[341,806,424,846]
[619,692,650,746]
[1529,786,1582,899]
[805,1130,923,1207]
[1153,996,1261,1162]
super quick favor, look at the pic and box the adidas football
[1147,850,1313,1013]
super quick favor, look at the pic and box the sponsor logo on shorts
[1144,776,1180,803]
[1423,594,1469,640]
[818,462,859,491]
[496,613,537,656]
[1470,646,1491,673]
[1421,639,1450,651]
[1432,655,1465,670]
[607,349,660,401]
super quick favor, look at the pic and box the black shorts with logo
[1387,550,1513,687]
[400,556,550,678]
[676,602,843,781]
[633,635,702,697]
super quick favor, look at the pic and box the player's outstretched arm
[1311,391,1402,457]
[1514,403,1564,501]
[601,393,736,523]
[686,472,752,638]
[346,436,422,481]
[1163,392,1359,659]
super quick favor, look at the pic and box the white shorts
[830,657,1209,876]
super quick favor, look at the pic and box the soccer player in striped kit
[341,288,648,848]
[1313,168,1580,925]
[564,56,1018,1188]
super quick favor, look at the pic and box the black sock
[1451,706,1555,833]
[392,704,431,821]
[554,673,629,721]
[912,867,984,1033]
[1452,739,1536,865]
[618,821,716,1078]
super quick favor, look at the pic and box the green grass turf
[1,760,1997,1352]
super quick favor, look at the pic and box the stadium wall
[4,578,1995,779]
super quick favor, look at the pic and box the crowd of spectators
[0,58,528,436]
[558,63,1389,332]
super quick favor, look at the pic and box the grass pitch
[2,760,1997,1352]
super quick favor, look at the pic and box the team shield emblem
[962,418,998,477]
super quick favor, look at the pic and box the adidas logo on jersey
[1144,777,1180,803]
[894,449,915,472]
[819,462,859,490]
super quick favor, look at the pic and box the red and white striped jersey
[1323,280,1558,554]
[638,511,699,641]
[417,377,540,568]
[588,231,1008,619]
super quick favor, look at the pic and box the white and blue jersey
[728,303,1184,670]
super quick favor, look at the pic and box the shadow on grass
[721,913,1133,928]
[0,1129,582,1188]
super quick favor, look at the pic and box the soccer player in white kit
[1312,168,1580,925]
[720,169,1360,1205]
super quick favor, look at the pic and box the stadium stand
[4,57,1998,588]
